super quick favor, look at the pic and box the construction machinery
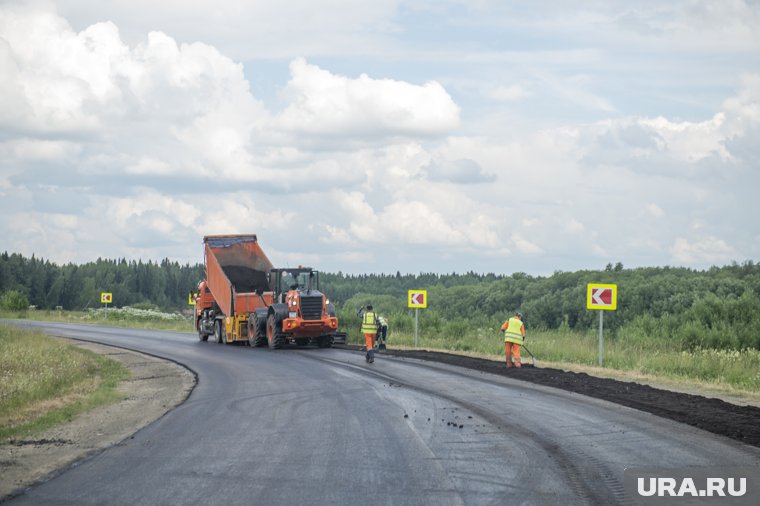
[195,235,339,348]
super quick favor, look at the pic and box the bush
[130,301,162,311]
[84,306,186,322]
[0,290,29,311]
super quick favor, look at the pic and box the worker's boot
[368,348,375,363]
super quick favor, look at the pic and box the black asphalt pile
[221,266,269,293]
[343,346,760,448]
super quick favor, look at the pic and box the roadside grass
[0,325,129,441]
[364,328,760,394]
[0,307,194,332]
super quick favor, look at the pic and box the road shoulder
[0,338,196,500]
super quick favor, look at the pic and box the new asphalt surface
[5,322,760,505]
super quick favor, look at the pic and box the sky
[0,0,758,275]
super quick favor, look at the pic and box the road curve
[6,321,760,505]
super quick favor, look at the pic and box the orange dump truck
[195,235,339,348]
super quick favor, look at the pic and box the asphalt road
[6,322,760,505]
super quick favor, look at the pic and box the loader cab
[269,268,321,303]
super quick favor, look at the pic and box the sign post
[586,283,617,366]
[407,290,427,348]
[100,292,113,318]
[598,311,603,367]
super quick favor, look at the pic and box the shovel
[521,344,537,368]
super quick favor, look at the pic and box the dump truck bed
[204,235,274,316]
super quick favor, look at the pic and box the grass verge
[0,325,129,441]
[0,308,194,332]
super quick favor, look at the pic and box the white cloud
[548,73,617,113]
[487,83,532,102]
[565,218,585,233]
[382,201,464,245]
[671,237,736,264]
[101,190,200,229]
[511,233,543,255]
[332,186,502,252]
[7,139,82,161]
[666,0,760,51]
[125,158,173,176]
[0,3,269,181]
[0,1,758,274]
[277,58,460,138]
[193,198,296,237]
[321,225,355,246]
[423,157,494,184]
[5,210,84,262]
[638,114,730,163]
[645,204,664,218]
[580,75,760,177]
[0,2,464,199]
[55,0,403,61]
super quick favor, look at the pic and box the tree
[0,289,30,311]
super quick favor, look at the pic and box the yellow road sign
[188,292,198,305]
[100,292,113,304]
[408,290,427,309]
[587,283,617,310]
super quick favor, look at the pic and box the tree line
[2,251,758,349]
[322,262,760,350]
[0,252,203,311]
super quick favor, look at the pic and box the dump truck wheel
[198,322,208,342]
[266,314,285,349]
[317,335,333,348]
[215,320,224,344]
[248,319,266,347]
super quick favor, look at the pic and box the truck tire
[198,321,208,342]
[318,335,333,348]
[248,318,266,347]
[215,320,224,344]
[267,314,285,350]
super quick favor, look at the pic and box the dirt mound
[350,346,760,448]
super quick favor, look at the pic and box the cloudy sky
[1,0,758,275]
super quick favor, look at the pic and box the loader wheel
[266,314,285,350]
[215,320,224,344]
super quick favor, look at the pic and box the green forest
[2,252,759,352]
[0,252,203,311]
[323,262,760,351]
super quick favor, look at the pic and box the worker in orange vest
[358,304,379,363]
[500,311,525,368]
